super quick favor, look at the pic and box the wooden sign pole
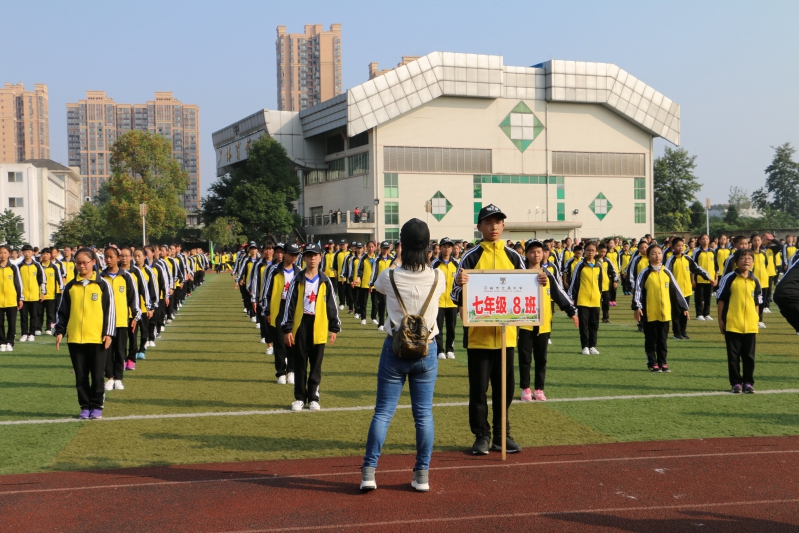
[501,323,507,461]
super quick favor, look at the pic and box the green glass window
[548,176,557,184]
[474,202,482,224]
[328,158,345,180]
[473,175,482,184]
[557,183,565,200]
[635,202,646,223]
[385,202,399,225]
[520,176,529,184]
[634,177,646,200]
[348,152,369,176]
[511,175,520,184]
[473,182,482,198]
[492,175,500,183]
[501,175,510,183]
[384,173,398,198]
[385,228,399,241]
[557,202,565,221]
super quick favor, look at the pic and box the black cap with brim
[439,237,454,246]
[304,244,322,255]
[340,239,348,244]
[274,242,286,251]
[525,239,544,252]
[285,244,300,254]
[380,241,390,248]
[477,204,507,222]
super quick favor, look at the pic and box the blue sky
[2,0,797,205]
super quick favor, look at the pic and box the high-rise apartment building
[276,24,342,111]
[368,57,420,80]
[66,91,200,211]
[0,83,49,163]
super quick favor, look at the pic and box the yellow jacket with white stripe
[717,271,763,334]
[280,271,341,344]
[100,268,141,328]
[632,265,689,322]
[19,260,46,301]
[431,257,459,309]
[54,274,116,344]
[0,262,23,308]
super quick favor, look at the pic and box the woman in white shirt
[360,219,444,493]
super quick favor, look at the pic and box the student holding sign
[452,204,547,456]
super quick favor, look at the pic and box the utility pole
[140,203,147,246]
[705,198,711,236]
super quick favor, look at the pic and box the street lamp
[374,198,380,242]
[140,203,147,246]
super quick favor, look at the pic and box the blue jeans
[363,337,438,471]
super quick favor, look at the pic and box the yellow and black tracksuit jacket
[598,257,618,292]
[370,255,395,288]
[563,256,582,286]
[562,249,574,266]
[605,250,619,273]
[61,259,76,284]
[520,269,575,335]
[749,250,769,287]
[620,251,633,276]
[344,253,360,284]
[262,263,302,327]
[334,250,351,283]
[431,257,459,309]
[632,265,689,322]
[54,275,116,344]
[716,247,732,272]
[19,260,46,301]
[249,258,273,301]
[0,262,23,308]
[568,260,604,308]
[357,253,376,289]
[722,248,738,275]
[665,254,711,298]
[717,271,763,334]
[627,254,650,290]
[322,252,337,279]
[451,240,526,349]
[783,244,797,269]
[40,261,63,301]
[127,265,154,312]
[100,268,142,328]
[280,271,342,343]
[692,248,717,285]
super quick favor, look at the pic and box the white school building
[212,52,680,244]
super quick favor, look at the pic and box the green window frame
[384,173,398,198]
[634,177,646,200]
[385,201,399,225]
[347,151,369,176]
[557,202,565,221]
[385,228,399,241]
[474,202,482,224]
[474,182,482,198]
[328,158,345,180]
[635,202,646,223]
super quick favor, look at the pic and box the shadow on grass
[0,381,73,389]
[0,409,76,419]
[112,398,286,410]
[550,510,796,533]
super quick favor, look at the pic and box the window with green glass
[635,202,646,223]
[474,202,482,224]
[385,202,399,225]
[384,173,398,198]
[474,182,482,198]
[557,183,565,200]
[385,228,399,241]
[634,177,646,200]
[557,202,565,221]
[348,152,369,176]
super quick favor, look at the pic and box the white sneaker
[45,329,53,335]
[266,346,274,355]
[763,308,772,314]
[260,338,266,343]
[6,344,12,352]
[150,341,156,348]
[377,325,384,332]
[339,305,345,310]
[696,316,705,321]
[705,316,713,321]
[277,375,287,384]
[105,380,115,391]
[589,347,600,355]
[287,372,295,385]
[0,344,6,352]
[548,339,552,345]
[372,319,378,325]
[581,347,590,355]
[34,330,42,336]
[27,335,35,342]
[308,401,321,411]
[155,332,161,338]
[361,319,367,325]
[19,335,27,342]
[354,314,360,320]
[243,308,248,313]
[758,322,767,329]
[438,352,446,359]
[114,380,125,390]
[167,319,173,324]
[251,317,257,323]
[255,323,260,329]
[447,352,455,359]
[291,400,304,411]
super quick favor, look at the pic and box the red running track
[2,436,799,533]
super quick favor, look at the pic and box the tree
[727,186,751,212]
[0,209,25,247]
[689,200,705,230]
[751,143,799,218]
[724,204,739,224]
[51,202,108,248]
[104,130,189,242]
[201,216,246,247]
[202,136,300,239]
[653,147,702,232]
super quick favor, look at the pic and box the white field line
[1,449,797,496]
[2,388,798,427]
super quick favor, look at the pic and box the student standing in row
[38,248,63,335]
[370,242,394,332]
[0,245,22,351]
[633,244,688,373]
[431,238,458,359]
[569,242,604,355]
[717,250,762,393]
[355,241,377,325]
[100,246,140,390]
[665,237,711,340]
[261,244,301,384]
[19,244,45,341]
[55,248,115,420]
[596,243,618,323]
[282,244,340,412]
[692,234,717,321]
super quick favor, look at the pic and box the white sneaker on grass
[266,346,274,355]
[45,329,53,335]
[438,352,446,360]
[447,352,455,359]
[548,339,552,345]
[260,338,266,344]
[339,305,345,311]
[354,314,360,320]
[308,401,321,411]
[251,317,257,323]
[6,344,12,352]
[758,322,767,329]
[377,325,384,332]
[287,372,295,385]
[763,308,772,314]
[27,335,35,342]
[589,347,600,355]
[705,316,713,321]
[35,330,42,335]
[372,319,378,325]
[0,344,6,352]
[361,319,367,325]
[291,400,304,411]
[255,323,260,329]
[104,380,115,391]
[277,375,287,384]
[115,380,125,390]
[166,319,173,324]
[696,316,705,321]
[19,335,27,342]
[581,347,590,355]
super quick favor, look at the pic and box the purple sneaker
[79,409,90,419]
[731,384,742,394]
[89,409,103,419]
[743,383,755,394]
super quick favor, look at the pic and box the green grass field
[1,273,798,475]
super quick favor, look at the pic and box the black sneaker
[472,434,490,455]
[660,364,671,373]
[648,365,661,372]
[491,436,522,453]
[682,335,690,340]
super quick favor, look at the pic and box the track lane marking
[2,388,798,426]
[1,448,797,496]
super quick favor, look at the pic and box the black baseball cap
[328,239,334,244]
[340,239,348,244]
[274,242,285,251]
[439,237,454,246]
[350,241,357,247]
[477,204,507,222]
[285,244,300,254]
[525,239,544,252]
[380,241,390,248]
[304,243,322,255]
[400,218,430,251]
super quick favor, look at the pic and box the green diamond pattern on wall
[430,191,452,221]
[499,101,545,152]
[589,192,613,221]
